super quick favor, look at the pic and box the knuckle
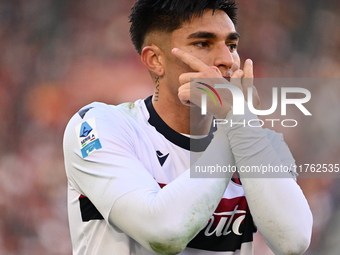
[178,74,187,84]
[201,72,210,78]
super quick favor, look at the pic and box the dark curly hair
[129,0,237,54]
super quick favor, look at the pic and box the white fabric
[63,98,312,255]
[224,104,313,254]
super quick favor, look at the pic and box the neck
[152,94,213,135]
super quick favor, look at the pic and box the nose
[214,44,235,77]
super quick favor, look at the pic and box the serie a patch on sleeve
[75,117,103,158]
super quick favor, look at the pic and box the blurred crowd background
[0,0,340,254]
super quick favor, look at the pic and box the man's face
[162,9,240,91]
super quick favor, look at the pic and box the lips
[223,76,231,82]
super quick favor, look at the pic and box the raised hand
[172,48,260,119]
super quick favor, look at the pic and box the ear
[141,45,165,77]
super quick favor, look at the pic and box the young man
[63,0,313,254]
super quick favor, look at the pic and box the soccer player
[63,0,313,254]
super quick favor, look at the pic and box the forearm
[224,105,313,254]
[109,128,234,255]
[241,178,312,255]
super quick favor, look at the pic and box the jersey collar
[144,96,216,152]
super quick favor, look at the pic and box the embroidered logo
[76,118,102,158]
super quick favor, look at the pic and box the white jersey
[63,96,304,255]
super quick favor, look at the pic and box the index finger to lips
[172,48,209,72]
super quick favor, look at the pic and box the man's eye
[194,41,209,48]
[227,43,238,52]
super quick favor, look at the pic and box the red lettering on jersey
[158,182,249,237]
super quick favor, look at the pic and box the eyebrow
[187,31,240,40]
[187,31,217,39]
[228,32,241,40]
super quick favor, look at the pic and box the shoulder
[63,100,147,149]
[76,100,145,120]
[66,100,146,130]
